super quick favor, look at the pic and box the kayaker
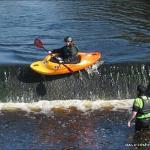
[128,85,150,131]
[49,36,80,64]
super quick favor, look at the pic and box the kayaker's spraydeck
[30,52,101,75]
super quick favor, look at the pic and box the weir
[0,63,149,102]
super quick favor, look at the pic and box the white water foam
[0,99,134,114]
[85,61,104,75]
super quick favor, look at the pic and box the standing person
[50,36,80,64]
[128,85,150,131]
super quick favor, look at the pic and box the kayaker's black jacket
[52,45,79,63]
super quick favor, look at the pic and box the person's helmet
[137,85,146,96]
[64,36,73,42]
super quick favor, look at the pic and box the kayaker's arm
[52,48,62,54]
[72,46,79,56]
[128,111,137,127]
[48,48,62,55]
[75,46,79,52]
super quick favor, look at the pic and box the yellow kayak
[30,52,101,75]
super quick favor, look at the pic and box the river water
[0,0,150,149]
[0,0,150,64]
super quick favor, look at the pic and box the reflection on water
[34,110,132,150]
[0,108,149,149]
[38,111,98,149]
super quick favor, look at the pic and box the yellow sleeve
[133,98,143,109]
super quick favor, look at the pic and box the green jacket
[133,96,150,119]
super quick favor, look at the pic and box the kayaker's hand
[59,60,64,63]
[128,120,131,128]
[55,57,64,63]
[48,51,52,54]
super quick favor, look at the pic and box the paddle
[34,38,74,73]
[34,38,49,53]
